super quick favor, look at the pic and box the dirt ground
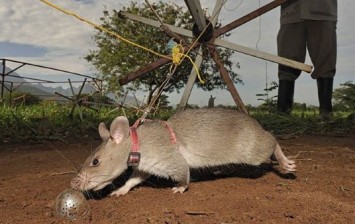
[0,134,354,224]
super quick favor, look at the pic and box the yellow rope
[39,0,204,83]
[171,44,183,64]
[171,44,204,84]
[184,54,205,84]
[40,0,171,60]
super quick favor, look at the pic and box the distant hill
[1,65,140,105]
[2,65,98,97]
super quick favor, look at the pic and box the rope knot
[171,44,184,64]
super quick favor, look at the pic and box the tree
[85,2,241,104]
[333,81,355,112]
[256,81,278,110]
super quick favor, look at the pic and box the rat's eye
[92,158,100,166]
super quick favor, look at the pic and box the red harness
[127,119,177,166]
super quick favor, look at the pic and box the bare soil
[0,134,354,223]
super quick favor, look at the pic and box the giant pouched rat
[71,108,296,196]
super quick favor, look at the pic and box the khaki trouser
[277,20,337,81]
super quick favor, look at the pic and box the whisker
[45,140,80,172]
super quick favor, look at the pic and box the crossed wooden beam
[55,78,100,121]
[118,0,312,113]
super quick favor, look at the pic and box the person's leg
[277,22,307,113]
[277,79,295,114]
[317,77,334,119]
[306,21,337,119]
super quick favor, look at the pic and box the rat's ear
[98,122,110,140]
[110,116,130,144]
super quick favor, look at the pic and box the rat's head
[71,116,131,191]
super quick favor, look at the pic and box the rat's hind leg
[171,167,190,194]
[274,143,296,173]
[149,152,190,194]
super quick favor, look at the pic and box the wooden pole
[178,47,203,109]
[208,46,248,114]
[1,59,5,101]
[214,38,312,73]
[212,0,288,38]
[119,57,170,85]
[178,0,225,109]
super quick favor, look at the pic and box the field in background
[1,101,354,143]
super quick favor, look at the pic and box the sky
[0,0,354,107]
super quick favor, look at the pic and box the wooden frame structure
[0,58,103,119]
[1,58,103,100]
[119,0,312,113]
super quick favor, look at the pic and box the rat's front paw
[172,185,188,194]
[110,186,131,197]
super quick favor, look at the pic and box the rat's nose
[70,177,81,190]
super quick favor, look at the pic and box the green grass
[0,102,175,142]
[0,103,353,143]
[251,109,355,135]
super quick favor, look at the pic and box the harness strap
[127,120,177,167]
[127,127,140,167]
[163,121,177,144]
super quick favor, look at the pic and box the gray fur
[71,108,296,196]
